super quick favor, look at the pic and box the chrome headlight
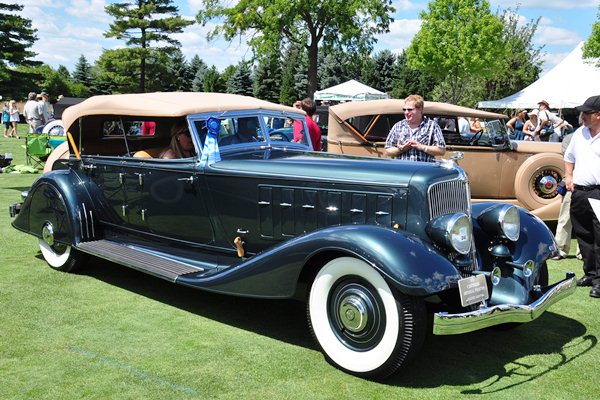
[477,204,520,241]
[426,213,472,254]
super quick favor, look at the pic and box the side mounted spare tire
[514,153,564,211]
[43,141,70,174]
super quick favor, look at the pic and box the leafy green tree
[0,2,39,98]
[95,47,170,93]
[583,5,600,66]
[406,0,507,104]
[202,66,225,92]
[476,8,543,106]
[253,52,282,102]
[72,54,93,87]
[105,0,193,92]
[197,0,394,97]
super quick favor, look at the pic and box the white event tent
[478,42,600,109]
[314,79,389,101]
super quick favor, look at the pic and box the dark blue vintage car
[10,92,576,380]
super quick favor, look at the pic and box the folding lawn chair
[25,134,53,168]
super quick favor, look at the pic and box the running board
[76,240,203,282]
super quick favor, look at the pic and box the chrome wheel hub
[42,222,55,246]
[533,169,561,199]
[339,295,368,333]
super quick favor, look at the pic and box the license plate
[458,274,489,307]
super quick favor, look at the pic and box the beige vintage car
[327,99,564,221]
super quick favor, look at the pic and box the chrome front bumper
[433,272,576,335]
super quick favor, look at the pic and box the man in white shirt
[22,92,42,133]
[536,100,571,142]
[40,92,53,123]
[564,95,600,297]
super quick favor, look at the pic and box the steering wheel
[468,130,483,146]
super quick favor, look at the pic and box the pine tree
[164,48,189,91]
[226,62,253,96]
[189,55,208,91]
[203,66,224,92]
[104,0,193,92]
[253,52,282,102]
[0,2,39,97]
[72,54,93,87]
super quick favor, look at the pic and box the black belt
[574,184,600,191]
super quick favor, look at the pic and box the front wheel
[307,257,426,380]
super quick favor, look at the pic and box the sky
[12,0,600,79]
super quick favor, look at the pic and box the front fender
[472,202,556,267]
[12,169,95,245]
[181,225,461,298]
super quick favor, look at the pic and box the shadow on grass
[70,255,593,388]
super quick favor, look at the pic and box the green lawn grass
[0,125,597,399]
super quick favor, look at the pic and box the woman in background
[523,109,539,141]
[506,109,527,140]
[8,100,20,139]
[2,101,10,138]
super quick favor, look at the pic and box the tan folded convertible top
[62,92,302,131]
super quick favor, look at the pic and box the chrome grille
[427,178,470,219]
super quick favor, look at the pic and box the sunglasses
[583,110,598,115]
[402,108,415,112]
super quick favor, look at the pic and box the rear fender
[12,170,96,245]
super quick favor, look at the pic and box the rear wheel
[38,222,86,272]
[307,257,426,380]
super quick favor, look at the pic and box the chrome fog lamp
[426,213,472,255]
[477,204,520,241]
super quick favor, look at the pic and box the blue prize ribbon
[200,117,222,167]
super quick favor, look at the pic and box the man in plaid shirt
[384,94,446,162]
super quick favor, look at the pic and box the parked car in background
[10,92,575,380]
[327,100,565,221]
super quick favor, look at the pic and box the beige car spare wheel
[43,141,70,174]
[514,153,564,211]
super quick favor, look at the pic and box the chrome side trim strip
[432,273,576,335]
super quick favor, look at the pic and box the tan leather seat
[133,148,164,158]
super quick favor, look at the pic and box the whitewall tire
[308,257,425,380]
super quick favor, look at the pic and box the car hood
[208,149,463,187]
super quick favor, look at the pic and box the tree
[406,0,507,104]
[583,5,600,66]
[318,49,350,90]
[202,66,224,92]
[189,55,208,91]
[279,45,307,105]
[197,0,394,97]
[164,48,190,91]
[253,52,282,102]
[390,50,438,99]
[94,47,170,93]
[105,0,193,92]
[72,54,93,87]
[0,2,39,97]
[477,8,543,105]
[227,61,254,96]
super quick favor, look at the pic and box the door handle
[177,176,197,184]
